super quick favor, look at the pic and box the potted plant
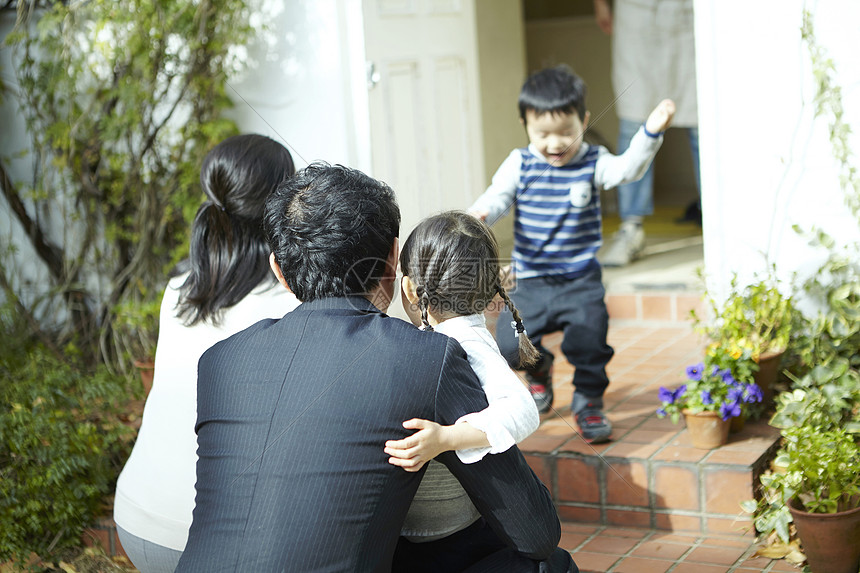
[749,424,860,573]
[692,272,795,404]
[742,241,860,569]
[657,344,764,449]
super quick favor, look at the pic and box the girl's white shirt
[434,313,540,463]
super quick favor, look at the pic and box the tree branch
[0,158,65,280]
[0,267,65,362]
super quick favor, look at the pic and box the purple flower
[656,407,667,417]
[659,384,687,404]
[727,386,745,403]
[658,386,674,403]
[686,363,704,381]
[700,390,713,405]
[720,400,742,421]
[720,369,736,385]
[744,383,763,403]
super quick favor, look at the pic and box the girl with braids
[113,134,299,573]
[385,211,542,567]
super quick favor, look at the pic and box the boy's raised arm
[645,99,676,135]
[594,99,676,190]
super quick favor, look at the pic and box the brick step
[605,291,704,323]
[82,515,128,560]
[523,414,780,537]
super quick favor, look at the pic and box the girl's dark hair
[175,134,295,325]
[518,65,588,123]
[399,211,540,368]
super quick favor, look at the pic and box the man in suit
[176,163,576,572]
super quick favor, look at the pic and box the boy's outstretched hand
[645,99,676,134]
[385,418,451,472]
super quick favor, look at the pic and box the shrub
[0,303,135,564]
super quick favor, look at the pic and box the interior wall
[523,3,698,214]
[474,0,528,255]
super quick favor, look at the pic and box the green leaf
[739,499,758,513]
[773,507,792,543]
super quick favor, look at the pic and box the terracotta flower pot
[788,497,860,573]
[133,359,155,396]
[683,410,730,449]
[754,350,783,405]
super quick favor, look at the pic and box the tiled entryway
[507,319,786,570]
[559,523,799,573]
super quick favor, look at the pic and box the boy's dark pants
[496,268,613,399]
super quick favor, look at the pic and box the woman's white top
[113,273,300,550]
[400,313,540,542]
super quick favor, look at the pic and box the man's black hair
[263,162,400,302]
[518,65,588,123]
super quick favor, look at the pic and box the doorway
[522,0,703,292]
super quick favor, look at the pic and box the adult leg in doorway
[603,118,650,266]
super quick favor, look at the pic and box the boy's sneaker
[601,221,645,267]
[524,354,554,414]
[572,394,612,444]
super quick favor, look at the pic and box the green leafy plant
[750,260,860,543]
[745,425,860,548]
[692,271,795,360]
[0,302,136,564]
[1,0,255,370]
[656,344,763,423]
[778,426,860,514]
[789,231,860,377]
[771,363,860,433]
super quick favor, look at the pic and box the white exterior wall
[227,0,371,171]
[695,1,860,303]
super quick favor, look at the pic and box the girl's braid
[416,285,434,332]
[497,285,540,368]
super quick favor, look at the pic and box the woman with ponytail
[113,134,299,573]
[385,211,542,570]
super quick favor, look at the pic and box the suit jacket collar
[298,295,385,315]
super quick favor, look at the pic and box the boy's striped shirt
[513,146,602,279]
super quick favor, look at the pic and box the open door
[363,0,485,239]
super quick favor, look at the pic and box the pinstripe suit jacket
[176,296,560,572]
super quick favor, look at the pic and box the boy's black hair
[263,162,400,302]
[518,65,588,122]
[175,134,295,326]
[399,211,539,368]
